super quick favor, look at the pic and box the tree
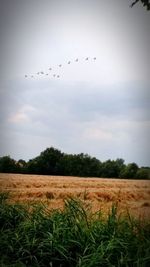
[0,156,18,173]
[26,157,41,174]
[131,0,150,10]
[120,163,139,179]
[101,159,125,178]
[76,153,101,177]
[17,159,27,173]
[31,147,63,175]
[58,153,101,177]
[135,168,150,179]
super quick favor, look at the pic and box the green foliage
[26,147,63,175]
[17,160,27,174]
[0,191,10,204]
[0,194,150,266]
[135,168,150,179]
[101,159,125,178]
[120,163,139,179]
[0,156,19,173]
[0,147,149,179]
[59,153,101,177]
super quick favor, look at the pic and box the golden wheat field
[0,173,150,219]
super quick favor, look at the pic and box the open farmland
[0,173,150,218]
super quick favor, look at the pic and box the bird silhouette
[24,56,97,80]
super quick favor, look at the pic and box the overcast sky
[0,0,150,166]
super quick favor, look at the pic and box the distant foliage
[0,156,19,173]
[27,147,63,175]
[101,159,125,178]
[135,168,150,179]
[0,147,149,179]
[120,163,139,179]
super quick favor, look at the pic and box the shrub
[0,194,150,266]
[135,168,150,179]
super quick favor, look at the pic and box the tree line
[0,147,149,179]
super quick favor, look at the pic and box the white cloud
[81,123,113,141]
[8,105,37,124]
[9,112,29,123]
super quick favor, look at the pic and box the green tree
[59,153,101,177]
[120,163,139,179]
[57,154,72,176]
[17,159,27,173]
[101,159,125,178]
[0,156,18,173]
[75,153,101,177]
[26,157,41,174]
[27,147,63,175]
[135,168,150,179]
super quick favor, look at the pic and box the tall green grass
[0,192,150,267]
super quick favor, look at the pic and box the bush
[120,163,139,179]
[0,156,19,173]
[0,194,150,266]
[135,168,150,179]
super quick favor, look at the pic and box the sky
[0,0,150,166]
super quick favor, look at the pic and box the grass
[0,192,150,267]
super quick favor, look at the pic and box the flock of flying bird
[25,57,96,79]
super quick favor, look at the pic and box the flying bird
[25,56,97,81]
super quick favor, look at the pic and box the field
[1,173,150,266]
[0,173,150,219]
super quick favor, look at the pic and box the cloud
[9,112,28,123]
[82,127,113,141]
[8,105,37,124]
